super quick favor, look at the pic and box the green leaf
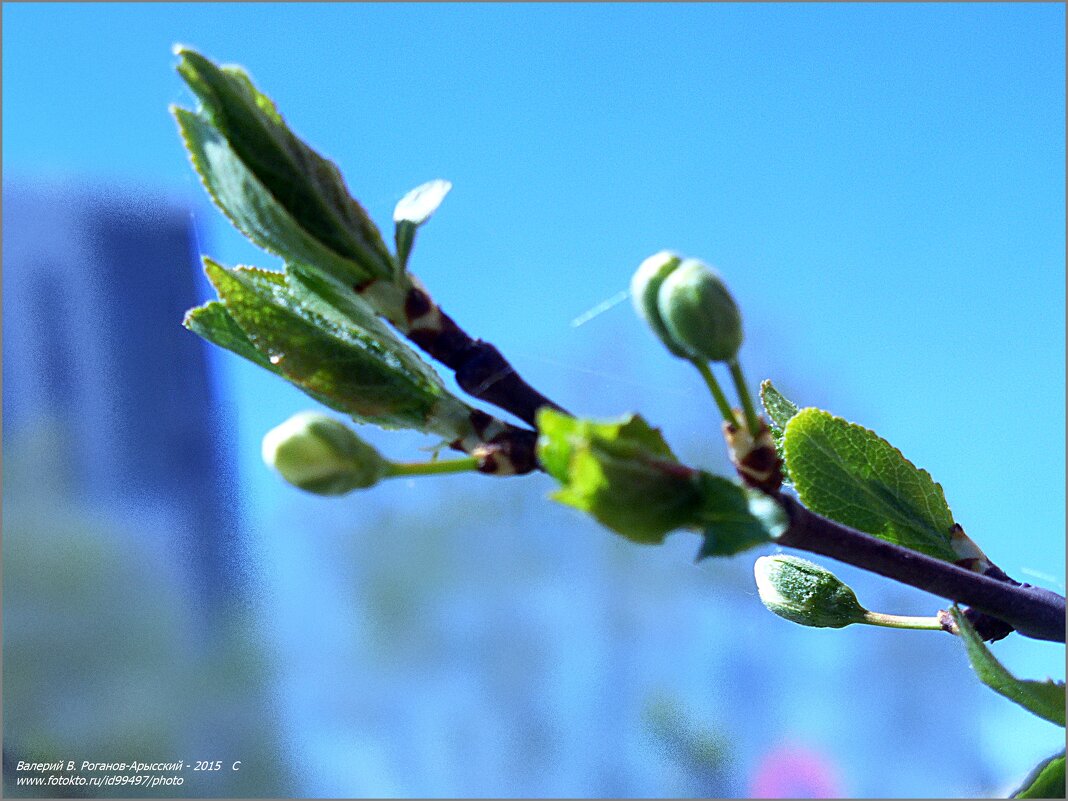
[1014,753,1066,799]
[537,409,677,478]
[952,607,1066,727]
[202,258,473,438]
[536,410,775,553]
[284,265,412,350]
[183,295,345,413]
[695,479,777,558]
[536,410,704,544]
[183,300,278,372]
[760,379,799,430]
[174,107,378,289]
[760,380,799,484]
[173,47,394,284]
[783,407,959,562]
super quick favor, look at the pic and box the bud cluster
[630,251,743,363]
[631,249,769,455]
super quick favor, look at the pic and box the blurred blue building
[3,182,287,797]
[3,182,237,612]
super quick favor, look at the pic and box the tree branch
[399,285,569,427]
[448,410,540,476]
[774,494,1066,643]
[384,285,1065,642]
[352,281,563,474]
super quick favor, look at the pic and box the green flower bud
[261,412,390,495]
[753,555,867,628]
[630,250,689,358]
[657,258,743,362]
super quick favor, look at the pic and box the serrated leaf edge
[172,105,376,284]
[174,50,389,272]
[783,406,958,561]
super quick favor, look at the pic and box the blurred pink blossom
[749,742,843,798]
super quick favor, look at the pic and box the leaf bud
[656,258,743,362]
[536,409,705,544]
[394,179,452,226]
[261,412,390,495]
[753,555,867,628]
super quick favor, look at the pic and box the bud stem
[692,360,737,427]
[860,611,945,631]
[385,455,481,478]
[727,359,761,436]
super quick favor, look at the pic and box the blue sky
[4,2,1065,793]
[5,1,1062,572]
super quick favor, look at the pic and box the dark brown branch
[956,562,1021,642]
[449,410,540,476]
[774,494,1066,643]
[401,286,569,427]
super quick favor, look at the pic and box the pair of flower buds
[630,251,744,364]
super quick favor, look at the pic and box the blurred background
[2,3,1064,798]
